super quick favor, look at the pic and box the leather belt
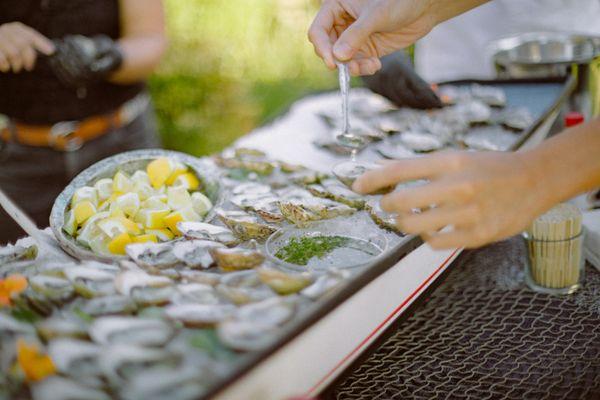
[0,93,149,152]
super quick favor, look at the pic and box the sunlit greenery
[149,0,337,156]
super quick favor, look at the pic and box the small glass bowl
[265,226,387,273]
[522,231,585,295]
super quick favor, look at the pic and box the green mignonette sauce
[275,235,351,266]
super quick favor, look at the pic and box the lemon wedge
[113,171,133,193]
[113,192,140,218]
[164,211,184,235]
[165,161,188,185]
[179,206,202,222]
[72,186,98,208]
[107,233,132,255]
[73,201,97,225]
[138,208,170,229]
[145,228,175,241]
[142,196,169,210]
[173,172,200,191]
[133,234,158,243]
[191,192,213,217]
[147,157,173,189]
[94,178,113,202]
[131,170,151,185]
[167,186,192,210]
[63,210,77,236]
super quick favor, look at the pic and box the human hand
[48,35,123,89]
[353,151,550,249]
[0,22,54,73]
[362,51,441,109]
[308,0,438,75]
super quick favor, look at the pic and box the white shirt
[415,0,600,83]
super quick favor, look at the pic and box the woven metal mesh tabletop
[327,237,600,400]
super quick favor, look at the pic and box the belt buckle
[50,121,82,152]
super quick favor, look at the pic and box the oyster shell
[278,197,355,227]
[36,315,89,341]
[120,365,206,400]
[172,240,225,269]
[178,221,239,246]
[125,242,179,269]
[396,130,446,153]
[500,107,534,131]
[89,316,174,346]
[461,126,517,151]
[231,182,272,196]
[217,210,277,241]
[77,295,137,316]
[470,83,507,107]
[307,178,367,209]
[64,266,116,298]
[452,99,492,125]
[216,270,275,305]
[214,154,275,175]
[301,269,351,300]
[31,376,110,400]
[366,197,403,234]
[0,242,37,265]
[170,283,221,305]
[257,266,313,295]
[29,275,74,302]
[179,270,221,286]
[210,245,265,272]
[114,271,174,306]
[47,338,101,378]
[165,303,237,327]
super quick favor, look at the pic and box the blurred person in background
[309,0,600,250]
[0,0,166,245]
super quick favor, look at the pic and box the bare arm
[109,0,167,84]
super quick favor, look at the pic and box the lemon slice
[73,201,97,225]
[107,233,132,255]
[97,217,127,238]
[113,192,140,218]
[138,208,170,229]
[179,206,202,222]
[63,210,77,236]
[133,182,154,201]
[142,196,169,210]
[147,157,173,189]
[72,186,98,208]
[165,161,188,185]
[191,192,213,217]
[167,186,192,210]
[164,211,184,235]
[76,218,106,248]
[113,171,133,193]
[145,228,175,242]
[133,234,158,243]
[89,235,111,256]
[94,178,113,202]
[173,172,200,191]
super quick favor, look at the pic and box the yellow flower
[0,274,28,307]
[17,339,56,381]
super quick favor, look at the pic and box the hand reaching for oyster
[353,150,549,250]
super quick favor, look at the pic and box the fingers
[380,180,475,213]
[25,27,55,55]
[0,22,54,73]
[308,5,336,70]
[348,57,381,76]
[0,53,9,72]
[20,46,36,71]
[0,34,22,72]
[395,205,476,235]
[425,229,474,250]
[353,156,446,194]
[333,16,376,61]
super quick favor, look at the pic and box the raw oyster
[31,376,110,400]
[99,344,180,386]
[210,244,265,272]
[374,140,416,160]
[114,270,174,306]
[308,178,367,209]
[257,266,313,295]
[214,153,275,175]
[165,303,237,327]
[36,315,89,341]
[35,261,77,278]
[461,126,518,151]
[125,242,179,269]
[230,182,272,196]
[47,338,101,378]
[120,365,206,400]
[0,312,36,337]
[366,197,402,234]
[178,221,239,246]
[170,283,221,305]
[0,242,37,265]
[217,297,296,352]
[172,240,224,269]
[470,83,507,107]
[64,266,116,298]
[500,107,534,131]
[452,99,492,125]
[301,269,351,300]
[29,275,74,302]
[216,270,275,305]
[179,270,221,286]
[278,197,355,227]
[77,295,137,316]
[217,210,277,241]
[89,316,174,346]
[396,130,446,153]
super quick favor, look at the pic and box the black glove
[48,34,123,89]
[362,51,442,109]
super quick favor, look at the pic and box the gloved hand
[362,51,442,109]
[48,34,123,89]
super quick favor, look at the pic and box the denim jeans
[0,104,161,245]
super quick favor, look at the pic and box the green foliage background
[149,0,336,156]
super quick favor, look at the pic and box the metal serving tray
[202,76,576,399]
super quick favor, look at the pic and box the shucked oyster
[214,152,275,175]
[165,303,237,327]
[125,242,179,269]
[172,240,224,269]
[257,266,313,295]
[64,266,116,298]
[77,295,137,316]
[217,297,296,352]
[301,269,352,300]
[177,222,238,246]
[365,197,403,234]
[217,210,277,241]
[170,283,220,305]
[36,315,89,341]
[278,197,355,227]
[47,338,101,378]
[0,242,37,265]
[31,376,110,400]
[89,316,174,346]
[308,178,367,209]
[210,243,265,272]
[114,270,174,306]
[216,270,275,305]
[29,275,75,302]
[119,364,206,400]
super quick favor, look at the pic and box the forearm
[108,34,166,84]
[525,118,600,209]
[430,0,490,24]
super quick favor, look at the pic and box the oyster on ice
[172,240,224,269]
[125,242,179,269]
[210,243,265,272]
[217,210,277,241]
[89,316,174,346]
[177,221,239,246]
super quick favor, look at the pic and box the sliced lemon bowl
[50,149,222,262]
